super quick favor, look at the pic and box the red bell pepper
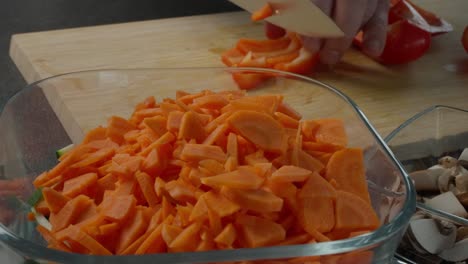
[463,26,468,54]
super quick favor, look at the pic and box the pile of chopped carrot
[31,89,379,261]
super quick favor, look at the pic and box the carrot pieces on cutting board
[31,90,379,257]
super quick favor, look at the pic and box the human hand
[265,0,390,65]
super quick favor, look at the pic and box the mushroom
[408,218,457,254]
[454,168,468,194]
[458,148,468,169]
[456,192,468,208]
[437,170,455,193]
[438,238,468,262]
[425,191,468,218]
[439,156,459,169]
[456,226,468,242]
[409,165,448,191]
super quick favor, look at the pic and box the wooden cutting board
[9,0,468,139]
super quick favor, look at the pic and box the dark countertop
[0,0,240,111]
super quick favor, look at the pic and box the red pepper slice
[231,72,271,90]
[251,3,275,22]
[463,26,468,54]
[274,48,320,74]
[236,37,291,54]
[221,48,245,67]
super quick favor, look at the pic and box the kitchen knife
[228,0,344,38]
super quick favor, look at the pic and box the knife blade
[229,0,344,38]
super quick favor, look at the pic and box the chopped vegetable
[221,33,319,90]
[251,3,274,22]
[463,26,468,53]
[56,144,75,159]
[31,90,379,257]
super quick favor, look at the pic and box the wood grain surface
[8,0,468,139]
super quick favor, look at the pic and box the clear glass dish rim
[0,67,416,263]
[384,104,468,227]
[385,105,468,143]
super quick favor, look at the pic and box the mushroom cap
[409,218,457,254]
[426,191,468,218]
[438,238,468,262]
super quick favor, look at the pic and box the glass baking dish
[0,68,415,263]
[385,105,468,263]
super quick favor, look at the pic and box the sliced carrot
[106,116,137,145]
[134,108,164,119]
[99,194,136,223]
[180,143,227,163]
[49,195,92,232]
[60,225,112,255]
[203,191,241,218]
[277,102,302,120]
[136,171,159,207]
[96,173,118,203]
[334,191,380,233]
[165,180,197,204]
[314,119,348,148]
[201,166,264,190]
[275,111,299,129]
[83,126,107,144]
[134,96,156,112]
[71,148,115,169]
[99,222,120,236]
[325,148,370,203]
[162,224,183,248]
[266,181,297,213]
[62,172,98,198]
[270,165,312,183]
[214,223,236,247]
[199,159,225,175]
[42,187,71,214]
[236,214,285,248]
[193,94,230,109]
[142,143,171,174]
[178,111,206,143]
[228,110,285,153]
[244,150,270,165]
[251,3,274,21]
[143,116,167,136]
[202,123,228,146]
[36,225,71,252]
[305,150,333,165]
[302,141,343,153]
[297,149,325,174]
[115,208,149,254]
[139,131,176,157]
[189,196,209,222]
[166,111,185,133]
[169,221,202,252]
[277,233,311,246]
[221,187,283,213]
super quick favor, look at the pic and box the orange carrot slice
[201,166,264,190]
[334,191,380,233]
[42,187,70,213]
[62,172,98,198]
[325,148,370,203]
[221,187,283,213]
[228,110,285,153]
[180,144,227,163]
[270,165,312,182]
[236,214,285,248]
[49,195,93,232]
[315,119,348,147]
